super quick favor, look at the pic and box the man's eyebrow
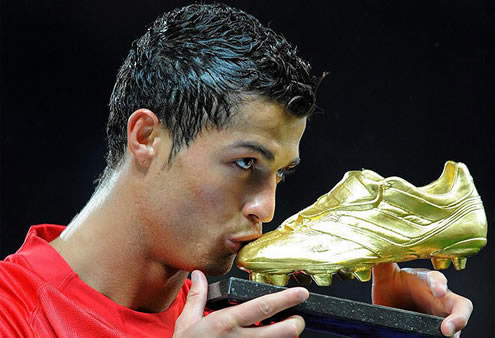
[230,142,275,161]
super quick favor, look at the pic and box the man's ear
[127,109,161,169]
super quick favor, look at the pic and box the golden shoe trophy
[237,161,488,286]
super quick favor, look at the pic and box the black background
[1,1,493,337]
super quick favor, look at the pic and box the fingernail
[446,322,455,336]
[191,270,199,281]
[299,289,309,302]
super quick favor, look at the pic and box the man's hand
[372,263,473,337]
[173,270,308,337]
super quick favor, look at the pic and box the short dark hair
[106,3,323,170]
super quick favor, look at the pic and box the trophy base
[206,277,444,337]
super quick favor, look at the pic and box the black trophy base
[206,277,444,337]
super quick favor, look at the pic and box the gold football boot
[237,161,487,286]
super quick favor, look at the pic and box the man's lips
[227,225,262,254]
[226,239,243,254]
[226,233,260,254]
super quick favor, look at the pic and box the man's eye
[235,158,255,170]
[277,167,296,182]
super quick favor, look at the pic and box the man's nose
[242,181,276,223]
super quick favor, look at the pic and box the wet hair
[106,3,324,170]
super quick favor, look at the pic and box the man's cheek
[190,175,233,209]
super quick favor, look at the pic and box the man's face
[137,97,306,276]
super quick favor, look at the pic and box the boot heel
[431,238,486,270]
[431,255,469,270]
[451,256,467,270]
[431,257,451,270]
[433,238,486,257]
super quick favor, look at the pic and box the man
[0,3,472,337]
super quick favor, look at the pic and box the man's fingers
[243,315,306,338]
[228,287,309,327]
[426,271,448,297]
[174,277,308,337]
[401,268,448,297]
[175,270,208,329]
[441,296,473,337]
[372,262,400,285]
[373,265,472,337]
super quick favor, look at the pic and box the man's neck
[50,167,189,313]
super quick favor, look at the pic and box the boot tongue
[298,169,384,218]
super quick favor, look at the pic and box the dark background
[1,1,493,337]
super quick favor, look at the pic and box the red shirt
[0,224,192,337]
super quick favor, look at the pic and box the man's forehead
[220,98,306,166]
[229,97,307,133]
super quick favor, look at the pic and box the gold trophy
[237,161,487,286]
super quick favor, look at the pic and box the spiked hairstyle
[107,3,323,170]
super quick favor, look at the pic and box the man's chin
[202,255,236,276]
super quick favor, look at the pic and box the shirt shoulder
[0,260,41,336]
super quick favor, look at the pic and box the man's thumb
[176,270,208,328]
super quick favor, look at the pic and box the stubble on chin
[201,254,236,277]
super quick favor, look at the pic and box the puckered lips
[227,230,261,254]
